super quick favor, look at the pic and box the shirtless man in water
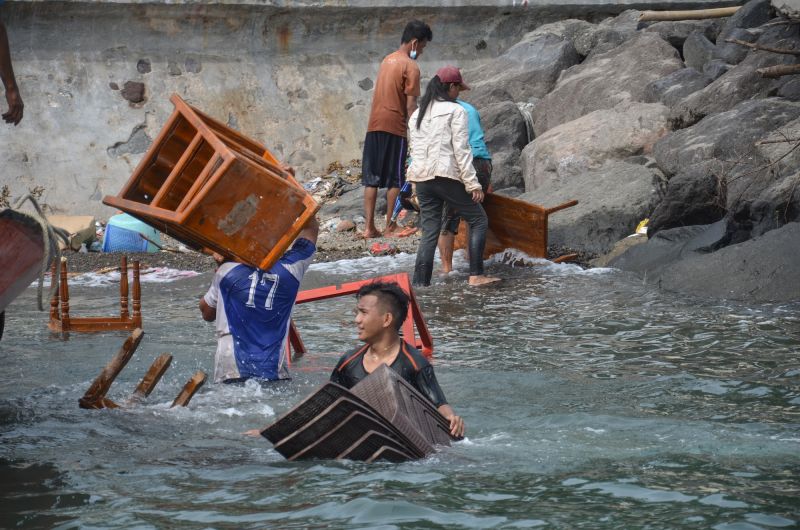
[330,280,465,437]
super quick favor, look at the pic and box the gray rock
[136,59,151,74]
[358,77,373,91]
[772,0,800,19]
[492,187,524,198]
[526,18,598,56]
[532,33,682,135]
[658,222,800,302]
[481,101,528,190]
[120,81,145,103]
[655,98,800,179]
[319,187,387,218]
[683,31,718,71]
[610,220,728,281]
[648,167,727,235]
[669,49,797,128]
[777,78,800,100]
[466,32,581,103]
[461,86,514,110]
[590,233,647,268]
[643,68,712,107]
[719,0,774,40]
[519,160,663,255]
[644,20,722,50]
[523,102,670,191]
[715,27,759,65]
[702,59,733,80]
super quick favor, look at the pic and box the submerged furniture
[79,328,206,410]
[103,94,319,271]
[49,256,142,333]
[262,364,458,463]
[286,273,433,362]
[454,193,578,260]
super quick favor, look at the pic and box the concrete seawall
[0,0,737,217]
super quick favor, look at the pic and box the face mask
[410,42,418,60]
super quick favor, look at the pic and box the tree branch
[725,38,800,56]
[756,64,800,78]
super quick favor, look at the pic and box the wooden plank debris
[171,371,207,407]
[79,328,144,409]
[638,6,740,22]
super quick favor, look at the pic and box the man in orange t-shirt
[360,20,432,238]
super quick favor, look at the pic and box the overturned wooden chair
[79,328,206,409]
[49,255,142,332]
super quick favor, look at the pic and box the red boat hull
[0,210,45,313]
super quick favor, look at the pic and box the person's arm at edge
[297,215,319,246]
[199,298,216,322]
[0,20,23,125]
[438,403,465,438]
[406,95,418,119]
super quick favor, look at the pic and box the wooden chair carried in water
[49,255,142,333]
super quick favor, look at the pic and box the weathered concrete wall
[0,0,737,217]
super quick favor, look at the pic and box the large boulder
[522,102,670,190]
[532,33,683,135]
[773,0,800,18]
[610,220,728,280]
[466,32,581,103]
[525,18,598,56]
[643,19,722,50]
[582,10,642,57]
[655,222,800,302]
[719,0,774,41]
[683,31,718,71]
[653,98,800,243]
[725,116,800,243]
[480,101,528,190]
[648,167,727,235]
[654,98,800,178]
[643,68,712,108]
[518,159,664,254]
[670,26,799,128]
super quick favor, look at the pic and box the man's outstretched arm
[0,21,23,125]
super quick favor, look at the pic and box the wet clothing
[203,238,316,383]
[442,157,492,234]
[414,177,488,285]
[367,50,421,138]
[361,131,407,189]
[330,341,448,408]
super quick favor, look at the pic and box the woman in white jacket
[407,66,500,287]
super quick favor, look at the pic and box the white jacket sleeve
[451,107,480,192]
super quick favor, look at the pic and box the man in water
[330,281,465,437]
[360,19,432,238]
[199,172,319,383]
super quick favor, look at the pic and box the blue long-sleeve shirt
[456,99,491,161]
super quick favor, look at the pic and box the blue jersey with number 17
[204,238,315,381]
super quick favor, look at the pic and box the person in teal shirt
[437,96,492,274]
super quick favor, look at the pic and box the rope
[10,195,70,311]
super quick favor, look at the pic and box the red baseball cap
[436,65,469,90]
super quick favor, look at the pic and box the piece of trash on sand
[369,242,399,256]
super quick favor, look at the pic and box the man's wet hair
[401,20,433,44]
[357,281,409,331]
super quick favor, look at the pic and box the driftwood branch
[725,38,800,56]
[639,6,740,22]
[757,64,800,78]
[756,137,800,145]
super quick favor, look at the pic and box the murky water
[1,253,798,529]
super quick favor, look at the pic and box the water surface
[1,253,798,529]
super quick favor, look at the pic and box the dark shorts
[441,158,492,234]
[361,131,407,189]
